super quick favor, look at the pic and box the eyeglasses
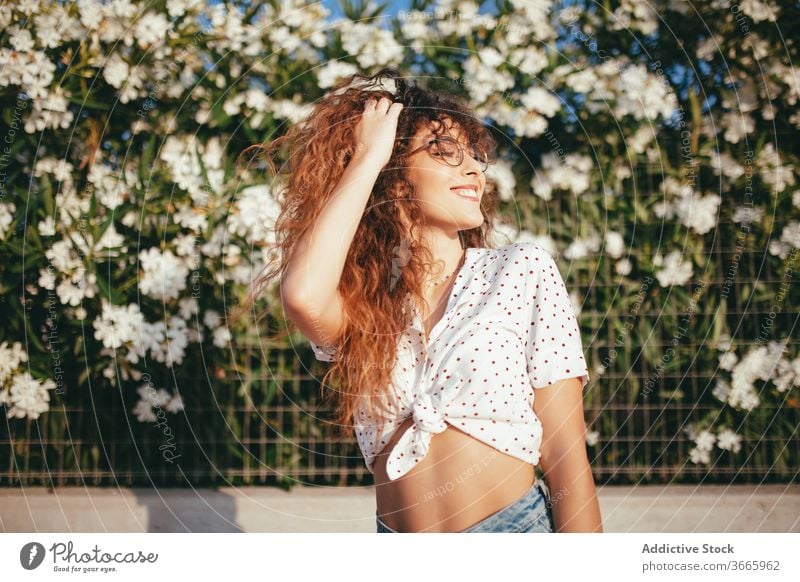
[407,135,492,173]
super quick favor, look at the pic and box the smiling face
[403,117,487,233]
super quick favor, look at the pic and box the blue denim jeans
[376,478,555,533]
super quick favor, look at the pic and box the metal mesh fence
[3,251,797,488]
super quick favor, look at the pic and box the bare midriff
[372,415,536,533]
[373,257,536,532]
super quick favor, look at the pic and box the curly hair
[233,66,500,440]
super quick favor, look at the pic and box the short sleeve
[523,246,590,390]
[309,340,338,362]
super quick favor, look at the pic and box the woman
[237,67,603,533]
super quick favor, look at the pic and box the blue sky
[321,0,501,20]
[321,0,410,19]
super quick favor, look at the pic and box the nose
[459,159,483,189]
[460,151,485,177]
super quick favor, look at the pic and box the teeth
[452,188,478,200]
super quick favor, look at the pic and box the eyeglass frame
[405,135,492,173]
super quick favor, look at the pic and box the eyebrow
[423,133,470,145]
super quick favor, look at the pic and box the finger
[389,102,404,114]
[364,99,376,111]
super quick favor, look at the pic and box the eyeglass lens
[431,137,488,170]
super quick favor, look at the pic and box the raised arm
[280,96,403,351]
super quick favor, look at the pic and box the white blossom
[694,429,716,451]
[227,185,280,245]
[709,150,746,181]
[86,160,133,210]
[610,0,660,36]
[716,428,743,453]
[615,258,632,276]
[165,393,184,413]
[132,398,157,422]
[133,10,172,49]
[720,111,754,144]
[519,86,561,118]
[531,151,593,200]
[483,96,550,138]
[585,428,599,446]
[178,297,198,320]
[0,49,55,99]
[719,351,738,371]
[616,64,678,121]
[56,276,92,306]
[723,343,787,411]
[132,383,183,422]
[316,60,358,90]
[771,355,800,393]
[38,215,56,236]
[689,447,712,464]
[25,87,74,133]
[674,191,721,235]
[339,21,403,69]
[461,51,515,104]
[605,231,625,259]
[2,372,56,419]
[566,69,598,94]
[712,378,731,403]
[0,341,28,385]
[757,143,795,194]
[138,247,189,301]
[146,316,190,367]
[510,46,548,77]
[0,202,14,240]
[716,333,732,352]
[93,301,144,350]
[399,11,431,47]
[212,326,232,348]
[484,159,517,202]
[203,309,222,329]
[38,267,56,290]
[102,52,130,89]
[740,0,779,22]
[166,0,204,19]
[654,251,693,287]
[565,233,601,260]
[732,206,763,224]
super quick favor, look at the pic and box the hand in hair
[353,96,404,169]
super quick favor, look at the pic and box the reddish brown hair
[234,67,500,439]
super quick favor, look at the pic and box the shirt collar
[402,247,493,334]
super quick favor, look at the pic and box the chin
[457,211,485,230]
[424,208,484,230]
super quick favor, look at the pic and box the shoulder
[483,241,557,271]
[505,241,555,259]
[469,242,556,291]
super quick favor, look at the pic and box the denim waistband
[376,477,549,533]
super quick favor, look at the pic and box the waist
[373,418,536,532]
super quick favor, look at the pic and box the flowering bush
[0,0,797,484]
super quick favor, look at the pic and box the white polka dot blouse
[310,241,590,481]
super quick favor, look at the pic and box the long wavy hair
[233,67,500,440]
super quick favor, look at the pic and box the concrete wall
[1,485,798,533]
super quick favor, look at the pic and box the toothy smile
[450,186,479,201]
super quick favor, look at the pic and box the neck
[420,231,465,287]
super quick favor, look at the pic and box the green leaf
[66,93,111,111]
[26,323,48,354]
[94,274,114,303]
